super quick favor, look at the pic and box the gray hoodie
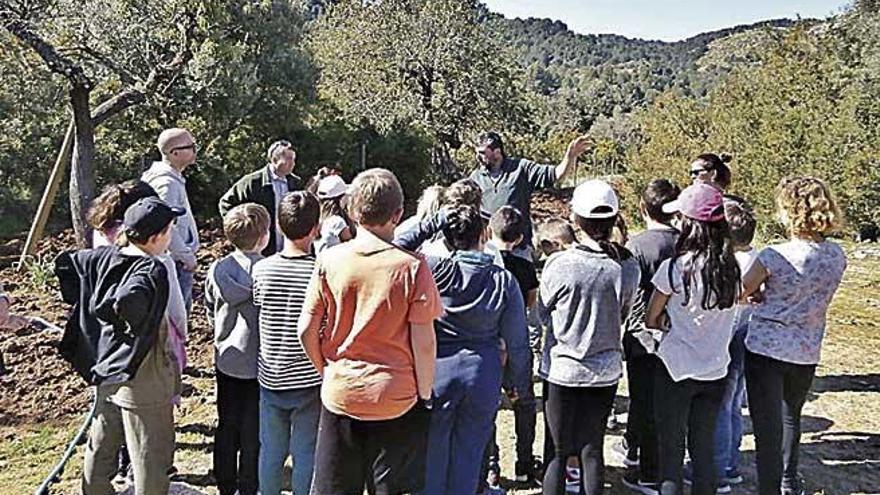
[142,161,199,268]
[205,250,262,379]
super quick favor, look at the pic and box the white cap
[317,175,348,199]
[570,179,619,219]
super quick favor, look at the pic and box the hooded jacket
[55,246,170,385]
[205,250,262,379]
[142,161,199,268]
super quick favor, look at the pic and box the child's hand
[506,388,520,404]
[747,290,764,304]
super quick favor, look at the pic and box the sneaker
[607,414,619,430]
[514,458,543,486]
[612,438,640,467]
[683,467,731,494]
[565,465,581,494]
[782,476,806,495]
[621,470,660,495]
[724,468,744,485]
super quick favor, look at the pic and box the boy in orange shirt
[299,168,442,494]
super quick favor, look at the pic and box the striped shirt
[253,253,322,390]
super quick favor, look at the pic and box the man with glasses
[219,140,301,256]
[142,128,200,312]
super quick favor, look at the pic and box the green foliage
[307,0,532,176]
[1,0,876,238]
[0,31,68,216]
[21,253,57,292]
[627,16,880,234]
[489,14,800,132]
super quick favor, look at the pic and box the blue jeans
[175,263,194,314]
[258,386,321,495]
[422,345,502,495]
[714,324,747,478]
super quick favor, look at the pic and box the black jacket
[217,166,300,256]
[55,246,169,385]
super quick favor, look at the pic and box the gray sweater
[142,161,199,268]
[539,246,640,387]
[205,250,262,379]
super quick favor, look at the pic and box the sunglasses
[171,143,198,153]
[689,167,711,177]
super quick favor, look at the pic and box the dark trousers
[542,381,617,495]
[745,351,816,495]
[486,381,537,466]
[655,366,725,495]
[312,402,430,495]
[214,369,260,495]
[625,353,661,483]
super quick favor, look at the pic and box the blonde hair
[223,203,270,251]
[775,176,842,237]
[415,185,444,220]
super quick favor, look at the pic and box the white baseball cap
[316,175,348,199]
[570,179,619,219]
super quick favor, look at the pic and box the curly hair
[775,176,842,237]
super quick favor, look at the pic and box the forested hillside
[1,0,875,240]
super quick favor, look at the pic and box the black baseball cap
[123,197,185,239]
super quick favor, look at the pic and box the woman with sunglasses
[689,153,732,191]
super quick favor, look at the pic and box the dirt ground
[1,200,878,494]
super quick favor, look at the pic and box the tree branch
[91,8,199,127]
[142,9,198,95]
[91,89,146,126]
[0,2,93,89]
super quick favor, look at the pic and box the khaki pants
[82,385,175,495]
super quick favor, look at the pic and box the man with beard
[469,132,592,259]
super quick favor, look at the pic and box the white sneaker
[611,438,640,467]
[565,466,580,493]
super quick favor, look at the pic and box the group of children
[41,144,847,495]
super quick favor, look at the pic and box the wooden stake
[18,118,76,269]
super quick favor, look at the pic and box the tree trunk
[68,85,96,248]
[430,141,461,182]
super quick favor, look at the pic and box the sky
[482,0,851,41]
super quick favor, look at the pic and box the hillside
[485,12,801,129]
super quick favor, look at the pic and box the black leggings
[745,350,816,495]
[542,381,617,495]
[654,366,725,495]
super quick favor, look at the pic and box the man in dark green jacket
[218,140,301,256]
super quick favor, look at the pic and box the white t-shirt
[315,215,348,254]
[651,253,738,382]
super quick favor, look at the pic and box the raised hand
[565,135,594,160]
